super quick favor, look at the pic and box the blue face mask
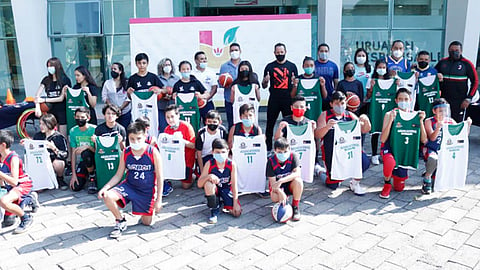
[398,101,410,110]
[213,153,227,163]
[199,62,207,69]
[303,67,314,75]
[241,118,253,127]
[181,72,190,79]
[276,151,290,163]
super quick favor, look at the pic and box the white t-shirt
[193,68,218,99]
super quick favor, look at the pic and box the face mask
[418,61,429,69]
[319,52,328,61]
[276,151,290,163]
[169,120,180,129]
[75,119,87,127]
[376,68,387,76]
[207,124,218,132]
[344,69,355,77]
[181,72,190,79]
[449,51,461,60]
[47,66,56,75]
[398,101,410,110]
[356,56,366,65]
[110,70,120,79]
[163,65,172,74]
[130,142,145,151]
[230,51,240,60]
[333,105,346,115]
[213,153,227,163]
[241,118,253,127]
[199,62,208,69]
[393,50,403,58]
[292,108,306,117]
[275,54,286,62]
[240,70,249,78]
[303,67,314,75]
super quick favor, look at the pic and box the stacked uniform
[23,140,57,190]
[296,78,322,121]
[390,110,421,170]
[417,75,440,118]
[95,136,121,189]
[233,84,259,125]
[66,88,88,133]
[176,93,201,133]
[232,135,267,192]
[157,133,186,180]
[131,91,159,138]
[331,120,363,180]
[396,72,416,110]
[286,124,315,183]
[369,79,397,133]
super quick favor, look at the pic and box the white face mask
[393,50,403,58]
[356,56,366,65]
[163,65,172,73]
[47,66,56,75]
[130,142,145,151]
[230,51,240,60]
[376,68,387,76]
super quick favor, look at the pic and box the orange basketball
[197,98,206,109]
[166,86,173,95]
[346,92,361,111]
[218,73,233,88]
[156,91,165,101]
[40,103,51,113]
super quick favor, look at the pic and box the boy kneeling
[198,139,241,224]
[98,122,163,238]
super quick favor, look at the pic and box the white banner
[129,14,311,106]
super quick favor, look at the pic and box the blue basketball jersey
[0,151,28,181]
[386,56,410,73]
[124,145,156,190]
[268,153,295,181]
[208,159,233,190]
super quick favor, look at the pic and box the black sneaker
[110,218,127,238]
[30,192,40,213]
[65,165,72,177]
[57,177,68,191]
[326,182,340,190]
[14,214,33,234]
[2,215,16,227]
[292,206,301,221]
[88,180,98,194]
[421,178,432,194]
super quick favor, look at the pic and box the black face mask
[207,124,218,132]
[75,119,87,127]
[111,70,120,79]
[418,61,429,69]
[275,54,286,62]
[344,69,355,77]
[240,70,249,78]
[449,51,461,60]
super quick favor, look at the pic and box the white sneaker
[371,155,380,165]
[349,180,366,196]
[314,163,326,177]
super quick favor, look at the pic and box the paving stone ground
[2,107,480,270]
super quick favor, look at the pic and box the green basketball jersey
[66,88,88,134]
[390,110,421,170]
[176,93,200,133]
[297,78,322,121]
[417,75,440,118]
[95,136,121,189]
[369,79,397,133]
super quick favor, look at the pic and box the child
[337,61,365,114]
[228,103,262,149]
[69,107,97,193]
[94,104,126,150]
[0,130,38,233]
[266,137,303,221]
[98,122,163,238]
[135,116,157,147]
[195,110,228,172]
[197,138,241,224]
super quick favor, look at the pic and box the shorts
[216,187,240,210]
[6,180,32,205]
[113,182,155,216]
[269,181,293,196]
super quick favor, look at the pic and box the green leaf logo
[223,26,239,45]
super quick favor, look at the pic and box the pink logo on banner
[199,26,239,69]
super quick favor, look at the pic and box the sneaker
[208,208,219,224]
[256,191,270,199]
[65,165,72,177]
[110,218,127,239]
[2,215,16,227]
[292,206,301,221]
[349,180,366,196]
[379,182,392,199]
[57,178,68,191]
[421,178,432,194]
[14,214,33,234]
[325,182,340,190]
[163,180,173,197]
[30,192,40,213]
[371,155,380,165]
[314,163,326,177]
[87,177,98,194]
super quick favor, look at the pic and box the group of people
[0,39,476,238]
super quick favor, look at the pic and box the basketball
[149,86,164,100]
[346,92,361,111]
[271,202,293,223]
[40,103,51,113]
[166,86,173,95]
[197,97,206,109]
[218,73,233,88]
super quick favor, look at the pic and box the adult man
[193,51,218,122]
[219,43,242,128]
[435,41,478,122]
[314,43,339,111]
[262,43,298,151]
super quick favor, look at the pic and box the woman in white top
[102,62,131,130]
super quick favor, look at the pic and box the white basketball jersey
[331,120,363,180]
[397,72,416,110]
[436,122,469,191]
[131,92,159,138]
[157,133,186,180]
[232,135,267,193]
[23,140,58,190]
[232,85,259,125]
[286,123,315,183]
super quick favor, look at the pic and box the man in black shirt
[262,43,298,150]
[127,53,164,93]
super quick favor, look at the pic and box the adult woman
[72,66,99,124]
[102,62,130,130]
[157,58,180,131]
[353,48,372,106]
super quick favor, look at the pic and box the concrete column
[11,0,51,97]
[317,0,343,65]
[149,0,174,18]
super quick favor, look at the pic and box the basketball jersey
[232,135,267,193]
[297,78,322,121]
[66,88,88,134]
[0,151,30,187]
[436,122,469,191]
[369,79,397,133]
[232,84,259,125]
[286,123,315,183]
[331,120,363,180]
[176,93,200,133]
[131,91,159,138]
[233,123,260,137]
[386,56,410,73]
[396,72,416,110]
[95,136,121,189]
[390,110,421,170]
[157,133,185,180]
[124,145,156,190]
[208,159,233,190]
[267,153,295,181]
[417,75,440,118]
[23,140,57,190]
